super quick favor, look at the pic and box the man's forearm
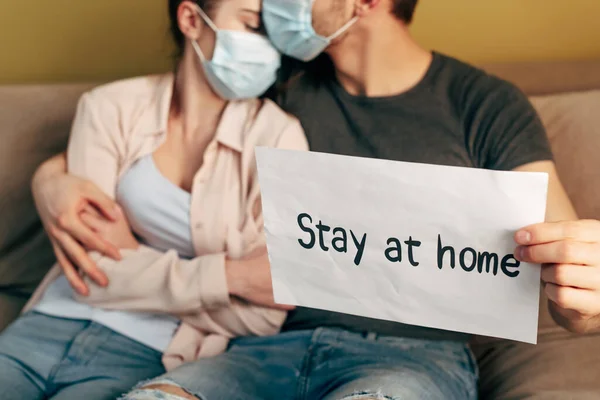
[225,258,247,298]
[549,301,600,334]
[32,152,67,188]
[224,249,294,310]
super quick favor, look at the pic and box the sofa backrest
[532,90,600,221]
[0,83,94,293]
[483,59,600,96]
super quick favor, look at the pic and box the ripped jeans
[122,327,478,400]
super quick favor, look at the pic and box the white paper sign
[256,148,549,344]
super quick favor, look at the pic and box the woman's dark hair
[168,0,219,58]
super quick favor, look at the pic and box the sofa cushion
[0,84,93,329]
[477,331,600,399]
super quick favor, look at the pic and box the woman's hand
[515,220,600,333]
[32,154,121,295]
[225,246,295,311]
[80,205,139,251]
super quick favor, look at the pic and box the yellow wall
[1,0,599,84]
[412,0,600,64]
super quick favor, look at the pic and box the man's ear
[354,0,382,16]
[177,0,205,40]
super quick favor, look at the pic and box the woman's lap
[122,328,478,400]
[0,311,165,400]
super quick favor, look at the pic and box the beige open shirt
[24,74,309,370]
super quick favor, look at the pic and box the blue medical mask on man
[191,6,281,100]
[262,0,358,62]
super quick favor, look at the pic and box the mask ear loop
[190,5,219,63]
[190,39,207,62]
[194,5,219,32]
[327,16,359,41]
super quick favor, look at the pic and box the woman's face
[179,0,265,63]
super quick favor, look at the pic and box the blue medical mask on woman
[262,0,358,62]
[191,6,281,100]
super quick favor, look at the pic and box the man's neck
[328,22,432,98]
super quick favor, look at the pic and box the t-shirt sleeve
[469,78,554,171]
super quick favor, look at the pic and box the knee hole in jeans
[142,384,199,400]
[340,391,397,400]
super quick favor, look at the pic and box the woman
[0,0,307,399]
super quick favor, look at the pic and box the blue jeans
[124,327,478,400]
[0,311,165,400]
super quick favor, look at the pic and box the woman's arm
[77,203,287,313]
[79,245,231,313]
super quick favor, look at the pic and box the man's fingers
[80,211,104,232]
[516,220,600,245]
[545,283,600,317]
[73,218,121,260]
[244,245,268,260]
[85,183,119,221]
[257,295,295,311]
[516,241,600,265]
[82,203,103,219]
[273,303,296,311]
[63,213,121,260]
[51,241,89,296]
[53,229,109,287]
[541,264,600,290]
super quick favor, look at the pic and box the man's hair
[392,0,419,23]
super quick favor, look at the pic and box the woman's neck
[171,49,227,141]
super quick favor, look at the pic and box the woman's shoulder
[73,74,173,140]
[86,74,171,100]
[79,74,172,118]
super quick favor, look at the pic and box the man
[31,0,600,399]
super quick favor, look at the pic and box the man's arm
[33,152,119,294]
[514,161,578,222]
[514,160,600,333]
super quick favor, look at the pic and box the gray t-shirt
[275,52,553,341]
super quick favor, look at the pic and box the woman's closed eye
[241,9,265,34]
[245,23,263,33]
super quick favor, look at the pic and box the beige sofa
[1,60,599,398]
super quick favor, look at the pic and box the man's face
[312,0,354,37]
